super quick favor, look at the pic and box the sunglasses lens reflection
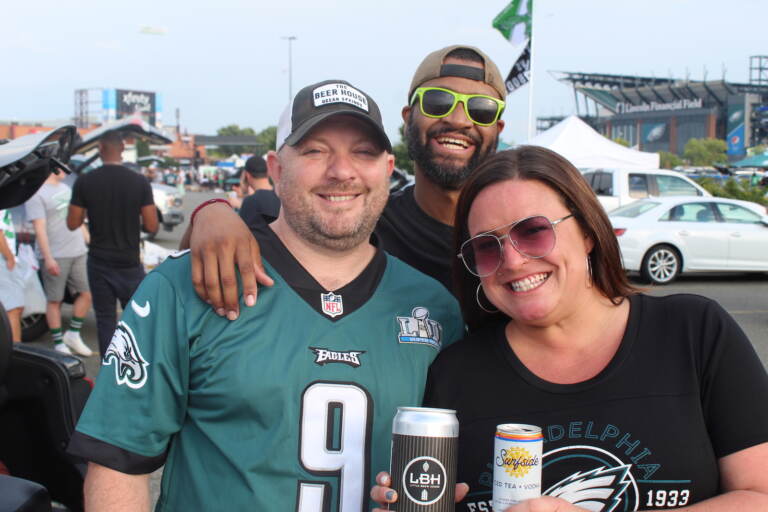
[466,96,501,124]
[422,89,456,117]
[463,217,556,276]
[421,89,501,125]
[513,216,555,257]
[468,236,501,276]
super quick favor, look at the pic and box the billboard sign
[726,104,745,156]
[642,122,668,145]
[116,89,156,125]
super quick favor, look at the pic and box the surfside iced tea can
[492,424,543,510]
[389,407,458,511]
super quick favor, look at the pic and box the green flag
[493,0,533,46]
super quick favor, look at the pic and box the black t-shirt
[71,164,154,266]
[239,185,456,292]
[424,293,768,511]
[240,190,281,225]
[376,185,454,291]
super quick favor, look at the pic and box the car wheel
[641,245,681,285]
[21,313,48,341]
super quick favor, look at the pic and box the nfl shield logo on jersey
[320,291,344,318]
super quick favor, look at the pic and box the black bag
[0,312,90,512]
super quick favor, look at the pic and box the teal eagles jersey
[72,250,464,511]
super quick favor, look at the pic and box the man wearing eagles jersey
[68,80,464,511]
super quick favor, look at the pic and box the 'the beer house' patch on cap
[312,83,369,111]
[275,79,391,152]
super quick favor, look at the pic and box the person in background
[144,164,160,184]
[237,156,280,221]
[182,44,506,317]
[26,170,94,356]
[0,209,25,343]
[175,168,186,197]
[67,131,158,356]
[242,155,272,192]
[373,146,768,511]
[226,169,248,211]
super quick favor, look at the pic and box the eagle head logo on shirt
[546,464,632,512]
[103,321,149,389]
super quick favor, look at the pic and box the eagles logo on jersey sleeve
[103,321,149,389]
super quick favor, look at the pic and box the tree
[135,138,151,158]
[392,124,414,173]
[658,151,683,169]
[254,126,277,156]
[213,124,258,157]
[612,137,630,148]
[697,177,767,207]
[682,138,727,167]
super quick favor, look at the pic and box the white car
[582,168,710,212]
[609,197,768,284]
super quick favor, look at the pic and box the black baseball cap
[275,79,392,152]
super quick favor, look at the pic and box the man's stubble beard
[406,113,498,190]
[279,179,388,252]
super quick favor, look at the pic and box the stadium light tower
[282,36,297,101]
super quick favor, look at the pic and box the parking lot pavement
[642,274,768,365]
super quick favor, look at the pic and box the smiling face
[269,115,394,251]
[403,57,505,190]
[468,178,593,326]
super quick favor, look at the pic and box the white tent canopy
[525,116,660,170]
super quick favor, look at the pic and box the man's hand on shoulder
[187,202,273,320]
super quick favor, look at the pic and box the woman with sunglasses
[373,146,768,511]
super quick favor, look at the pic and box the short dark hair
[452,146,637,330]
[444,48,484,65]
[100,130,124,147]
[244,156,267,178]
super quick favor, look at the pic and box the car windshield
[610,201,660,218]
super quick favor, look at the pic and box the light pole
[282,36,297,101]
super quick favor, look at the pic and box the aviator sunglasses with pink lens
[457,214,575,277]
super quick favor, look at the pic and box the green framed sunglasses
[410,86,505,126]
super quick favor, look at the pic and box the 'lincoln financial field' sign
[616,97,703,115]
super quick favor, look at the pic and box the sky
[1,0,764,147]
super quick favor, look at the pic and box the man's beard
[279,181,388,252]
[406,115,498,190]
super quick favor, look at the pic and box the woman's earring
[586,254,593,287]
[475,282,499,314]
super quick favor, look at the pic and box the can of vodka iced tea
[492,424,543,510]
[389,407,458,511]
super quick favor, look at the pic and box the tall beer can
[492,424,543,510]
[389,407,458,511]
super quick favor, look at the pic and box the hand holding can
[389,407,458,511]
[493,424,543,510]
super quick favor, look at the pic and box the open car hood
[72,117,173,155]
[0,125,77,209]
